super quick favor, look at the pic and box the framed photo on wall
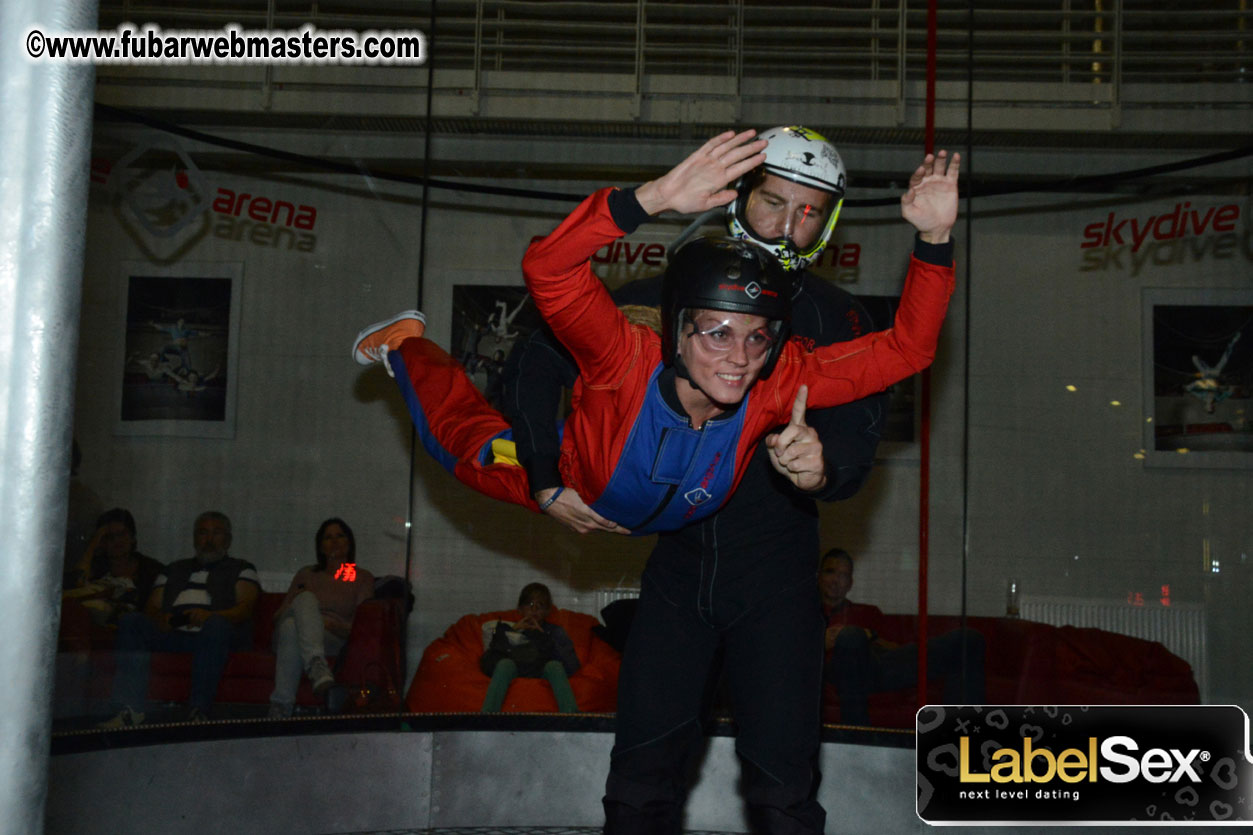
[113,262,243,438]
[450,284,542,410]
[1142,287,1253,469]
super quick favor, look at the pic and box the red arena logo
[210,187,317,231]
[95,143,320,252]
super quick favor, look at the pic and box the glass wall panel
[47,2,1250,750]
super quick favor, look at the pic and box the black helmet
[661,237,792,380]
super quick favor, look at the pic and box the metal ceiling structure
[93,1,1252,149]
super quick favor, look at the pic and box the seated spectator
[820,547,985,725]
[479,583,580,713]
[268,517,376,718]
[62,508,164,636]
[100,510,259,727]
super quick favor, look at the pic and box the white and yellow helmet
[726,125,847,272]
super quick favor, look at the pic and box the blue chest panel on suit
[590,364,745,536]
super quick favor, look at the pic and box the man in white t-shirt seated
[100,510,259,727]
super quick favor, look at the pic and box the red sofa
[69,592,406,709]
[822,614,1200,728]
[406,607,621,713]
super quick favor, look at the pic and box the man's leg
[928,628,986,705]
[724,578,826,835]
[389,337,536,509]
[107,613,198,725]
[604,575,721,835]
[871,629,986,705]
[188,615,240,713]
[829,626,874,725]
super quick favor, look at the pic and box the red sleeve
[521,189,636,386]
[845,603,887,636]
[827,602,887,637]
[772,255,955,409]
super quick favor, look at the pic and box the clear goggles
[683,313,782,361]
[739,187,842,257]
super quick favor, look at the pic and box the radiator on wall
[1019,595,1207,701]
[593,586,640,616]
[255,570,294,593]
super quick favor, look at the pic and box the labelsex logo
[960,735,1206,785]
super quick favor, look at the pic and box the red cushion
[822,615,1198,728]
[84,592,403,707]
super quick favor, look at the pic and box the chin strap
[670,319,708,401]
[671,352,717,409]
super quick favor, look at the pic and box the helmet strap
[672,344,704,396]
[671,332,718,404]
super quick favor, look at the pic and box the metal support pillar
[0,0,98,832]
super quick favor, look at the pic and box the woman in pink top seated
[269,517,375,718]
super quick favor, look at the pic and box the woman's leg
[542,659,579,713]
[288,590,328,668]
[480,658,519,712]
[269,610,303,712]
[389,337,538,510]
[290,590,340,693]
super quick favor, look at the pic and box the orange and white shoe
[352,310,426,376]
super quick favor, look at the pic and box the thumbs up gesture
[764,385,828,492]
